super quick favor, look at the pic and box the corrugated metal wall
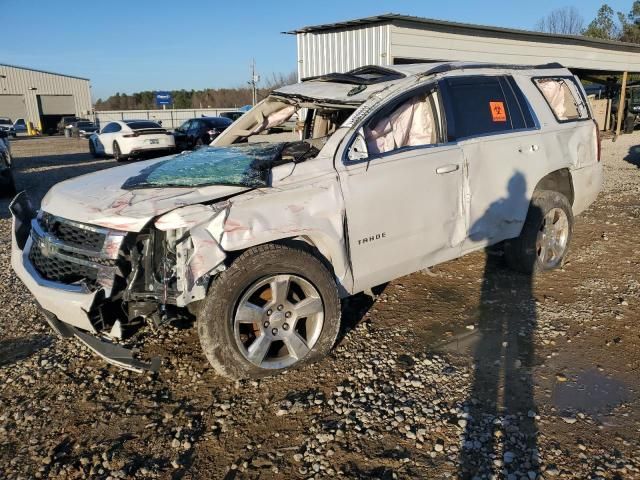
[94,108,240,130]
[0,64,92,126]
[296,23,390,79]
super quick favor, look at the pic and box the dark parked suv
[0,131,16,195]
[173,116,233,150]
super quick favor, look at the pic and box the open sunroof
[302,65,405,85]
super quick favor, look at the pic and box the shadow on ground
[623,144,640,168]
[0,335,53,367]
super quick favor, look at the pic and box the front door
[338,85,466,292]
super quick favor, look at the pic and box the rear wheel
[504,190,573,273]
[113,141,126,162]
[195,137,204,148]
[197,244,341,380]
[624,114,635,134]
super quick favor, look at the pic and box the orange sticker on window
[490,101,507,122]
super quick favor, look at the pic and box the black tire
[89,139,100,158]
[624,115,635,134]
[0,152,16,197]
[504,190,573,274]
[113,141,126,162]
[195,137,204,148]
[198,244,341,380]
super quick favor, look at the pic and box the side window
[101,122,120,134]
[363,88,440,156]
[533,77,589,122]
[441,75,533,140]
[188,120,201,134]
[179,120,191,132]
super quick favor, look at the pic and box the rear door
[338,84,466,292]
[439,75,544,251]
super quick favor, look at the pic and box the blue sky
[0,1,632,100]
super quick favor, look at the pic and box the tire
[504,190,573,274]
[198,244,341,380]
[89,139,100,158]
[195,138,204,148]
[1,153,16,197]
[624,115,635,134]
[113,141,126,162]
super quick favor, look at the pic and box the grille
[48,219,105,251]
[29,241,98,284]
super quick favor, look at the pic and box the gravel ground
[0,135,639,479]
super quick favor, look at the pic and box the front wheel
[197,244,341,380]
[504,190,573,274]
[89,139,100,158]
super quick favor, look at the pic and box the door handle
[436,164,460,175]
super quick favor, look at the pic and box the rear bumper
[129,146,175,156]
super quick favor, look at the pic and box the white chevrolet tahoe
[10,63,602,379]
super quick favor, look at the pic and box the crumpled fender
[153,176,351,305]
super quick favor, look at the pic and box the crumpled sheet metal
[220,180,351,293]
[155,204,228,306]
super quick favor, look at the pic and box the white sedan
[89,120,176,161]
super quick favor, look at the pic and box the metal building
[288,13,640,78]
[287,13,640,135]
[0,63,92,134]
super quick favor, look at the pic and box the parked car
[173,116,233,150]
[71,120,99,138]
[58,116,87,136]
[10,63,602,379]
[0,117,16,138]
[219,111,245,122]
[0,131,16,196]
[88,120,175,161]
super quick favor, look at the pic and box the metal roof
[285,13,640,53]
[0,63,90,81]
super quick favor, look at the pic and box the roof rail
[424,62,565,76]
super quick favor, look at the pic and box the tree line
[536,2,640,42]
[94,72,297,111]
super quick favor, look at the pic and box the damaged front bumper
[9,193,162,372]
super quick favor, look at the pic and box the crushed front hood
[41,155,250,232]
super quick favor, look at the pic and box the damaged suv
[11,63,602,379]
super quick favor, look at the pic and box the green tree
[584,4,620,40]
[618,0,640,43]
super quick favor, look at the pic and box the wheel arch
[222,232,352,297]
[533,168,574,206]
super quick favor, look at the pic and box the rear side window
[441,75,535,141]
[533,77,589,122]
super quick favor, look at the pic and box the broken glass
[122,143,287,189]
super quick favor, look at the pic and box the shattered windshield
[121,143,286,189]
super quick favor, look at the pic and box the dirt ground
[0,134,638,480]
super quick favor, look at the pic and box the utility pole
[248,59,260,106]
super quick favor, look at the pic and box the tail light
[594,120,601,162]
[123,132,139,138]
[208,128,221,136]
